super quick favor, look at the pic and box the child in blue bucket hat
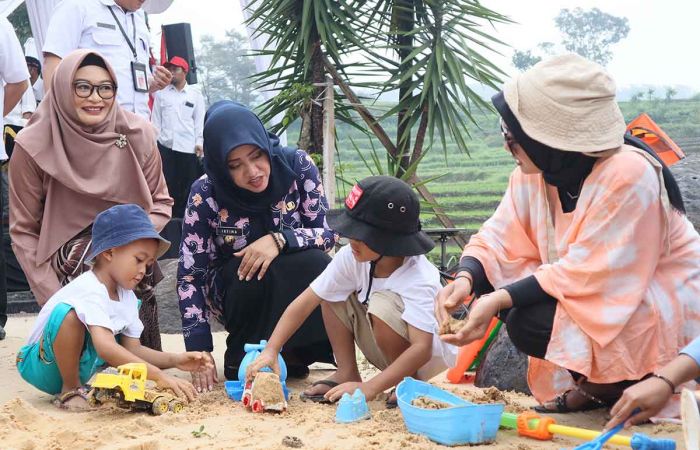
[16,204,213,410]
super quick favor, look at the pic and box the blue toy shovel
[572,419,628,450]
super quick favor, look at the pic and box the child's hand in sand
[175,351,214,373]
[154,372,198,402]
[245,348,280,381]
[324,382,376,402]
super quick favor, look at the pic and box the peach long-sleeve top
[463,145,700,403]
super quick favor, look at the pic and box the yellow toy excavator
[88,363,184,415]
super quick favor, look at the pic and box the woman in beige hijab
[9,50,172,349]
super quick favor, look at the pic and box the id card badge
[131,61,149,93]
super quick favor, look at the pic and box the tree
[249,0,510,242]
[8,3,32,46]
[630,92,644,103]
[646,87,656,102]
[512,50,541,72]
[554,8,629,66]
[664,86,677,102]
[196,30,259,108]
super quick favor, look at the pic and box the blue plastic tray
[396,377,504,446]
[224,380,290,402]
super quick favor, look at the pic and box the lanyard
[107,6,137,60]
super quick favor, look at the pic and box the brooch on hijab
[115,134,128,149]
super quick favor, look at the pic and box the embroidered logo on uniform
[346,184,363,209]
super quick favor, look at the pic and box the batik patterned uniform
[464,146,700,405]
[178,149,336,350]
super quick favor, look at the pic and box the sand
[0,314,685,450]
[438,317,467,335]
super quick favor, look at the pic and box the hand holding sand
[440,291,506,347]
[434,275,472,324]
[245,348,280,381]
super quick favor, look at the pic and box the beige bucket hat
[503,53,626,153]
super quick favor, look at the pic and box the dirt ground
[0,314,685,450]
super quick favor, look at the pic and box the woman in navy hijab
[177,101,336,391]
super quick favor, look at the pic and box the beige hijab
[12,50,163,265]
[15,49,155,206]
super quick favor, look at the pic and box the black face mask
[493,92,597,213]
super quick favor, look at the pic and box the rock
[670,152,700,229]
[474,327,531,395]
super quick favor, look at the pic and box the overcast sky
[148,0,700,92]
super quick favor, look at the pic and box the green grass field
[289,99,700,267]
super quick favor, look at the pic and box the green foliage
[512,50,541,72]
[191,425,213,438]
[7,3,32,46]
[554,7,630,66]
[665,86,678,102]
[197,30,259,107]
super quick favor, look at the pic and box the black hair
[78,53,109,71]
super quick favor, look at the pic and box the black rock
[474,326,531,395]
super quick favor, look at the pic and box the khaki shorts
[327,291,408,371]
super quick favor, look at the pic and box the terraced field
[288,99,700,267]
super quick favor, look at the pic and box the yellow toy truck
[88,363,184,415]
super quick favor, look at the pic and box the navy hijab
[203,101,300,217]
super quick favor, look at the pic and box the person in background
[0,16,30,341]
[42,0,172,119]
[151,56,204,218]
[25,56,43,104]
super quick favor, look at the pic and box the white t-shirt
[151,84,205,153]
[4,86,36,127]
[310,245,457,367]
[1,17,31,159]
[43,0,152,118]
[27,271,144,346]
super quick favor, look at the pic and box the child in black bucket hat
[246,176,457,406]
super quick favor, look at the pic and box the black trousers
[158,142,203,218]
[500,296,557,359]
[220,249,334,380]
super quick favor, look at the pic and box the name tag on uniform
[216,226,244,237]
[185,101,194,108]
[131,62,149,93]
[97,22,116,30]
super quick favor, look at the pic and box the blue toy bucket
[396,377,504,446]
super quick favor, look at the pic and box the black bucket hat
[328,176,434,257]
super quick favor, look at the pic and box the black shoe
[0,325,6,340]
[224,365,240,381]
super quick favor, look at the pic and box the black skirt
[219,248,334,379]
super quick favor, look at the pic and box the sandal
[299,380,339,404]
[52,386,93,411]
[533,385,608,413]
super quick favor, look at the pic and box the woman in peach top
[436,54,700,414]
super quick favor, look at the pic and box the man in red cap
[151,56,205,218]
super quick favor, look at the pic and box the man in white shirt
[151,56,204,218]
[3,85,36,158]
[42,0,172,119]
[25,56,43,104]
[0,17,30,340]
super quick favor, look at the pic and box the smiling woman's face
[227,144,271,193]
[72,65,115,127]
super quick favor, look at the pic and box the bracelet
[269,232,283,253]
[453,274,472,282]
[652,374,676,394]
